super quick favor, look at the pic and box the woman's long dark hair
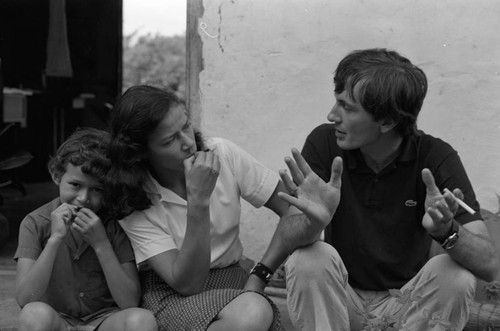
[105,85,204,220]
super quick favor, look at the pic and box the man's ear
[380,118,397,133]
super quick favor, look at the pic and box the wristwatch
[249,262,273,284]
[431,220,460,250]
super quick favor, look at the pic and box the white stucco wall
[197,0,500,260]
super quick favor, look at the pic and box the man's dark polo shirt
[302,124,482,291]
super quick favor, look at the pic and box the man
[284,48,499,330]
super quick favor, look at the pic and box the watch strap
[249,262,273,284]
[430,220,459,249]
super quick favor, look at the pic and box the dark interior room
[0,0,123,258]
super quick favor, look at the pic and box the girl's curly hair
[48,127,111,184]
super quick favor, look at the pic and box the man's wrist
[429,219,454,242]
[429,219,460,249]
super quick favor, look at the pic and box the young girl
[105,85,291,331]
[15,128,158,331]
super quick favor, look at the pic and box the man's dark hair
[334,48,428,136]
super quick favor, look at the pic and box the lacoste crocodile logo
[405,200,417,207]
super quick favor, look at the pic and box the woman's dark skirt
[140,264,284,331]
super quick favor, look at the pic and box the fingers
[190,151,220,172]
[284,148,310,184]
[183,154,195,173]
[452,188,464,201]
[421,168,441,196]
[291,148,312,179]
[428,199,455,220]
[279,169,297,197]
[329,157,343,188]
[277,191,305,211]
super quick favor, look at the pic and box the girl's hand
[50,203,78,240]
[72,208,108,248]
[184,151,220,204]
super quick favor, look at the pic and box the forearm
[170,202,211,294]
[16,237,61,306]
[445,225,499,281]
[245,212,322,292]
[94,242,141,308]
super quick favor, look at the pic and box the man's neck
[360,132,403,173]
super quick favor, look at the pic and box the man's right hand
[278,148,343,229]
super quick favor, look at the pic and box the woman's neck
[151,168,187,199]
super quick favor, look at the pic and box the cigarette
[443,188,476,215]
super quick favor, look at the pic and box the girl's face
[146,105,197,173]
[55,163,104,213]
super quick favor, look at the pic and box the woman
[105,85,289,331]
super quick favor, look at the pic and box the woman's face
[146,105,197,173]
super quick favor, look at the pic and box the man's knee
[286,241,344,280]
[426,254,476,297]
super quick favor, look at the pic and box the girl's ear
[51,173,61,186]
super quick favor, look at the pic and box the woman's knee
[18,302,60,331]
[237,292,273,330]
[217,292,273,331]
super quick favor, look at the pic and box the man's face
[327,84,386,151]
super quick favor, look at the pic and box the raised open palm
[278,148,343,229]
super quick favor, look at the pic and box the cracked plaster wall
[197,0,500,261]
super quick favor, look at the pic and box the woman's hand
[184,151,220,204]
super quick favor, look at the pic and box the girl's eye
[69,182,80,188]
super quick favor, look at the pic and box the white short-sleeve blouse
[119,137,279,269]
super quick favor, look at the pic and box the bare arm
[16,203,76,306]
[16,241,61,307]
[245,149,343,291]
[422,168,499,281]
[148,151,219,296]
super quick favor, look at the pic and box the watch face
[443,232,459,249]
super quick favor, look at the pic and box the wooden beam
[186,0,204,128]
